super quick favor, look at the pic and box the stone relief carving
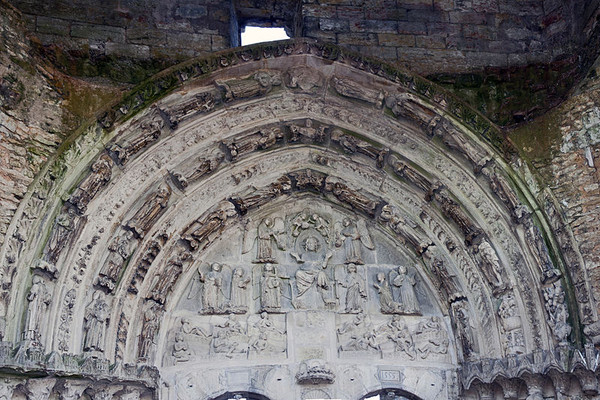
[223,126,284,161]
[45,206,80,264]
[374,272,402,314]
[476,240,506,295]
[57,289,76,352]
[248,312,286,355]
[336,263,367,314]
[324,176,380,217]
[97,231,137,292]
[83,291,109,353]
[138,301,162,362]
[148,251,192,306]
[159,89,220,128]
[216,70,282,102]
[285,66,324,93]
[483,167,528,223]
[259,263,285,313]
[171,151,225,189]
[330,128,389,168]
[290,169,327,192]
[125,185,171,238]
[196,262,226,314]
[108,117,163,166]
[415,316,449,358]
[435,192,482,246]
[390,265,421,315]
[498,293,526,355]
[543,281,572,344]
[450,297,478,360]
[68,154,113,214]
[230,175,292,215]
[331,76,384,108]
[379,205,431,255]
[336,312,377,352]
[244,217,286,263]
[128,234,167,294]
[291,210,331,238]
[172,332,191,362]
[230,268,251,314]
[181,201,238,251]
[334,218,374,265]
[523,217,560,282]
[389,155,435,200]
[296,359,335,384]
[211,314,248,358]
[287,119,327,144]
[23,275,51,343]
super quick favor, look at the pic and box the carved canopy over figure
[335,218,374,264]
[83,291,109,352]
[23,275,51,342]
[126,185,171,238]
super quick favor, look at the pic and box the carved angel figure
[391,265,421,315]
[335,217,374,264]
[244,217,286,263]
[126,185,171,238]
[83,291,109,352]
[23,275,51,342]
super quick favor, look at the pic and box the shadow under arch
[211,392,272,400]
[360,388,424,400]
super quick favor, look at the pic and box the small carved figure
[199,263,225,313]
[256,217,286,263]
[46,207,78,264]
[450,299,478,359]
[183,201,237,251]
[261,264,283,312]
[543,282,572,344]
[110,119,163,165]
[126,185,171,238]
[180,318,209,338]
[325,177,379,217]
[288,119,326,143]
[229,268,250,313]
[83,291,109,352]
[338,263,367,313]
[438,194,482,245]
[498,293,525,354]
[285,66,324,93]
[391,265,421,315]
[148,252,191,305]
[217,70,281,101]
[477,240,505,293]
[231,176,292,215]
[292,236,335,309]
[249,312,286,353]
[23,275,51,342]
[390,157,433,198]
[97,231,136,291]
[291,210,330,237]
[212,314,248,357]
[374,272,402,314]
[172,332,191,362]
[388,318,416,359]
[415,316,448,358]
[224,127,283,160]
[295,359,335,384]
[337,312,377,352]
[172,152,224,189]
[335,218,374,264]
[138,302,161,360]
[331,77,384,108]
[68,154,113,213]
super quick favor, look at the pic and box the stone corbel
[495,376,523,400]
[573,368,598,395]
[521,373,545,400]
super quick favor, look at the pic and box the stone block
[320,18,350,32]
[434,0,459,12]
[365,1,405,20]
[505,27,539,41]
[211,35,229,51]
[36,16,70,36]
[126,27,167,46]
[498,0,544,16]
[378,33,415,47]
[416,35,447,49]
[446,36,486,51]
[448,11,489,24]
[350,20,397,33]
[358,45,398,60]
[175,4,208,19]
[488,40,527,53]
[427,22,461,36]
[105,42,150,58]
[166,32,211,51]
[463,50,508,67]
[71,23,126,43]
[397,21,427,34]
[303,4,337,18]
[208,6,230,23]
[402,0,435,8]
[336,5,365,19]
[407,8,449,23]
[337,32,378,46]
[462,24,496,40]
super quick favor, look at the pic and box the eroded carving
[330,128,389,168]
[68,154,113,214]
[171,151,224,189]
[336,263,367,313]
[498,293,525,355]
[23,275,51,342]
[285,66,324,93]
[331,76,384,108]
[334,218,374,265]
[138,301,162,361]
[324,176,380,217]
[390,265,421,315]
[125,185,171,238]
[230,176,292,215]
[182,201,237,251]
[97,231,137,292]
[45,207,80,264]
[223,126,284,161]
[287,119,327,144]
[543,282,572,344]
[216,70,282,101]
[296,359,335,384]
[83,291,109,353]
[260,263,284,313]
[148,251,192,306]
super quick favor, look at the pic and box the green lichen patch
[509,105,563,165]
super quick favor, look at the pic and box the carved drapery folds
[125,185,171,238]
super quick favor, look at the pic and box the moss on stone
[509,106,563,165]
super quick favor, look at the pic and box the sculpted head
[304,236,319,252]
[211,262,222,272]
[376,272,385,283]
[347,263,357,273]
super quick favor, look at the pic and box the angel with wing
[335,217,374,264]
[244,217,286,263]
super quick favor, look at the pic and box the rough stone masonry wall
[8,0,595,76]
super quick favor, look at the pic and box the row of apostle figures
[188,260,421,315]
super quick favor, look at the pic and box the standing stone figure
[23,275,51,342]
[261,264,283,312]
[126,185,171,238]
[46,207,77,264]
[229,268,250,313]
[374,272,401,314]
[339,263,367,313]
[392,265,421,315]
[255,217,285,263]
[477,240,504,292]
[335,218,374,264]
[83,291,109,352]
[199,263,225,313]
[98,231,135,291]
[138,302,160,360]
